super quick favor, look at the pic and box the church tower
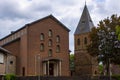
[74,4,98,76]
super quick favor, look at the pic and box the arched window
[77,39,80,45]
[56,45,60,53]
[40,33,44,40]
[48,39,52,47]
[84,37,87,44]
[48,49,52,57]
[48,29,52,37]
[56,35,60,43]
[40,43,44,51]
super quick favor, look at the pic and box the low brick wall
[16,76,117,80]
[16,76,90,80]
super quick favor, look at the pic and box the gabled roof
[74,4,94,34]
[0,15,70,41]
[28,14,70,32]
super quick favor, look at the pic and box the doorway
[22,67,25,76]
[49,63,54,76]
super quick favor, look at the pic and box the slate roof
[74,4,94,34]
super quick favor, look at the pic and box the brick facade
[74,33,98,76]
[0,15,70,76]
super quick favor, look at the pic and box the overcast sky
[0,0,120,53]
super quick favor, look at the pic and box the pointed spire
[74,4,94,34]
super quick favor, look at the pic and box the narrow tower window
[84,37,87,44]
[77,39,80,45]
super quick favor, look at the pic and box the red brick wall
[74,33,98,76]
[27,17,70,76]
[19,32,28,76]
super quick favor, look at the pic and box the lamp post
[35,54,40,80]
[38,55,40,80]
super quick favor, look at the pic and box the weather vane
[85,0,86,5]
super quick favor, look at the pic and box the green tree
[4,74,16,80]
[70,54,74,71]
[87,27,99,57]
[87,14,120,75]
[116,25,120,40]
[99,64,103,74]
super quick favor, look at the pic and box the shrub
[112,74,120,80]
[4,74,16,80]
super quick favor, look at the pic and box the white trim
[59,61,61,76]
[48,61,49,76]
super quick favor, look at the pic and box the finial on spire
[85,0,86,5]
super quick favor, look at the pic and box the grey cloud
[0,0,53,20]
[29,0,52,12]
[0,1,29,19]
[51,0,76,5]
[1,0,120,53]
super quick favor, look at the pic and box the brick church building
[0,15,70,76]
[74,4,98,76]
[2,3,120,77]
